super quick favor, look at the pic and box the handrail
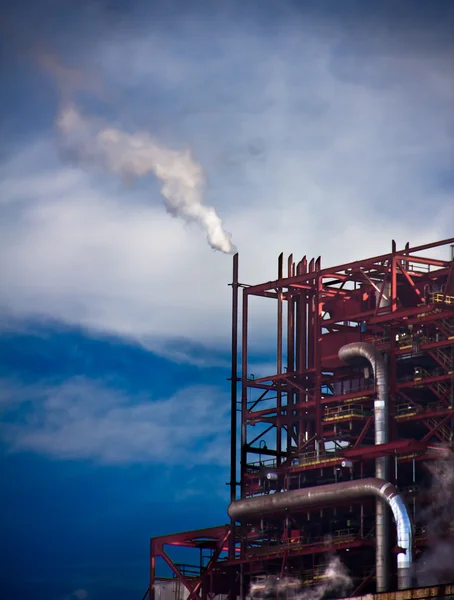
[431,292,454,305]
[395,401,453,417]
[324,405,369,418]
[246,527,366,555]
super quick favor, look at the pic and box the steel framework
[149,237,454,600]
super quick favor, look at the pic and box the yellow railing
[431,292,454,305]
[296,450,342,467]
[395,403,423,418]
[395,401,453,419]
[323,405,369,421]
[344,394,372,404]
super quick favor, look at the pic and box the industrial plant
[149,237,454,600]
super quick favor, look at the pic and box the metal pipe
[240,289,248,497]
[277,253,283,466]
[227,477,413,590]
[287,255,295,457]
[338,342,391,592]
[229,253,239,560]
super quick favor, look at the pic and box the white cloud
[1,13,453,357]
[1,377,230,465]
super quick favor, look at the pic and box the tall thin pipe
[240,290,248,497]
[338,342,391,592]
[314,257,322,438]
[297,257,307,449]
[227,478,412,590]
[277,253,283,376]
[229,253,239,560]
[287,255,295,455]
[277,253,283,465]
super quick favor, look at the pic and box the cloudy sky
[1,0,453,598]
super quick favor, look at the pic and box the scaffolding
[149,237,454,600]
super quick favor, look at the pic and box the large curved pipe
[339,342,391,592]
[228,478,413,590]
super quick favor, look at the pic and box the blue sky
[1,1,453,599]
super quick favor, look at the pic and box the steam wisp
[57,105,235,254]
[250,556,352,600]
[416,449,454,586]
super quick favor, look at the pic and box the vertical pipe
[360,503,364,538]
[240,288,248,598]
[338,342,391,592]
[295,259,302,424]
[229,253,239,560]
[277,253,283,465]
[287,255,295,455]
[391,242,398,313]
[300,257,308,372]
[402,241,410,271]
[373,345,390,593]
[308,258,315,371]
[295,260,302,454]
[240,563,244,600]
[314,258,322,438]
[389,333,398,444]
[297,257,308,451]
[277,253,283,375]
[302,257,309,442]
[295,260,302,376]
[149,541,156,600]
[240,289,248,497]
[375,492,390,591]
[307,258,315,444]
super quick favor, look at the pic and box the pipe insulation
[338,342,391,591]
[228,478,413,590]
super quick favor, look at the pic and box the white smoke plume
[56,104,236,254]
[250,556,352,600]
[416,448,454,586]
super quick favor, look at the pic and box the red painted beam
[343,439,427,459]
[246,238,453,295]
[151,525,231,545]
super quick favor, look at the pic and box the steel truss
[150,237,454,599]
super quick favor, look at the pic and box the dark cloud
[0,321,227,389]
[3,0,453,51]
[2,0,452,146]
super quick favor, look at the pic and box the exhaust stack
[338,342,391,591]
[228,478,413,590]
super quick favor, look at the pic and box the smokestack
[228,478,413,590]
[338,342,391,592]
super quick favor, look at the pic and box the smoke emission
[416,449,454,586]
[250,556,352,600]
[56,104,236,254]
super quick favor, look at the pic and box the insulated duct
[338,342,391,592]
[228,478,413,590]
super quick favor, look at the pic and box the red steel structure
[149,237,454,600]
